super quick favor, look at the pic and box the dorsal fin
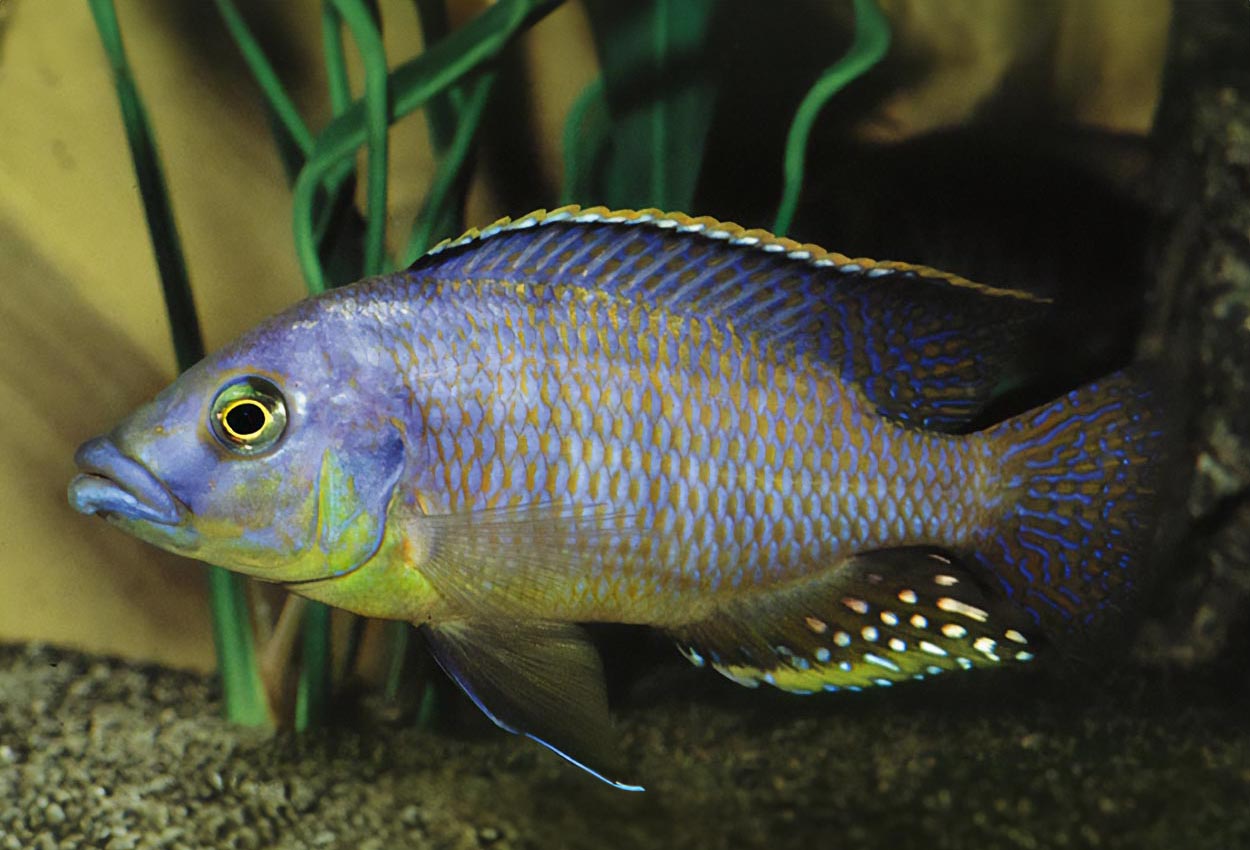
[410,206,1050,431]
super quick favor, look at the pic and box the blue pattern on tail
[976,369,1169,638]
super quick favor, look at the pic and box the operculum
[308,427,407,579]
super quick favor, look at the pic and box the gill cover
[306,424,407,579]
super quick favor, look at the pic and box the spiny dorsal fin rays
[425,206,1042,302]
[667,548,1040,694]
[412,207,1051,433]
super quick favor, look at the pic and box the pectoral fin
[421,620,643,791]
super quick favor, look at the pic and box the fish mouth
[69,437,187,527]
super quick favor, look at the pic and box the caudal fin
[976,368,1174,640]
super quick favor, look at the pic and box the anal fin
[669,548,1039,694]
[422,619,643,791]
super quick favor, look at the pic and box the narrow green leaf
[582,0,717,211]
[321,3,353,115]
[413,0,468,153]
[294,601,332,730]
[216,0,366,285]
[560,76,609,206]
[213,0,316,160]
[412,0,473,248]
[401,70,497,265]
[293,0,563,292]
[327,0,390,278]
[773,0,890,236]
[207,568,271,727]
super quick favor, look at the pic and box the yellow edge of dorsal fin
[426,205,1049,305]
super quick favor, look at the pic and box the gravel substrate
[1,641,1248,850]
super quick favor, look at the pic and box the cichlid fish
[69,206,1170,790]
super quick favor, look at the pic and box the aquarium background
[3,0,1250,847]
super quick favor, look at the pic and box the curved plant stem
[773,0,889,236]
[321,4,354,116]
[328,0,390,278]
[293,0,562,292]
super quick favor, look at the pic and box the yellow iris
[210,377,287,455]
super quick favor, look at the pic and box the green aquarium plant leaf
[580,0,718,211]
[560,76,609,207]
[322,3,354,116]
[212,0,316,160]
[413,0,468,152]
[88,0,270,728]
[401,69,497,265]
[773,0,890,236]
[326,0,390,278]
[409,0,476,253]
[294,601,333,729]
[292,0,563,293]
[214,0,362,274]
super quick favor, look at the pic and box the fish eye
[209,377,287,455]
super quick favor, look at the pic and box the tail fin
[975,368,1174,641]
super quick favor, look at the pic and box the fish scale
[70,206,1172,790]
[379,270,988,622]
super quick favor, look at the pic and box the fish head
[68,312,409,585]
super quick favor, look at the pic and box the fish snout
[69,436,185,526]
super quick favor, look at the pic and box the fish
[68,206,1171,791]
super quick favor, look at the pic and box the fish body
[69,207,1170,789]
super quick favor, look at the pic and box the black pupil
[225,401,267,437]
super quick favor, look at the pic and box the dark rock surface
[1139,0,1250,664]
[3,642,1249,850]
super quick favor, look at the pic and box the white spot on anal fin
[973,636,999,661]
[805,616,828,634]
[864,653,900,673]
[843,597,869,615]
[933,573,959,586]
[937,597,989,623]
[861,626,879,642]
[898,589,918,605]
[919,641,947,657]
[880,611,899,626]
[1005,629,1028,645]
[941,623,968,639]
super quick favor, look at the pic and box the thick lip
[68,436,187,526]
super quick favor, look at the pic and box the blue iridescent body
[69,207,1170,790]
